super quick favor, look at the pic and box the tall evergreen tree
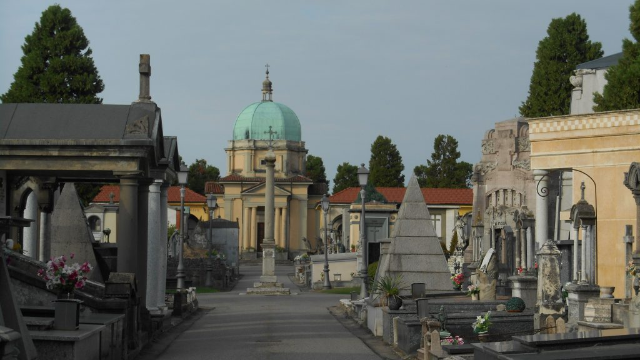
[1,5,104,103]
[305,154,328,184]
[416,134,472,188]
[188,159,220,195]
[332,162,359,194]
[369,136,405,187]
[594,0,640,111]
[519,13,603,117]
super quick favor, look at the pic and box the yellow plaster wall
[104,212,118,243]
[529,109,640,294]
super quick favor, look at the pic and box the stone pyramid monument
[376,175,451,296]
[51,183,103,283]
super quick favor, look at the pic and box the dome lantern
[262,64,273,102]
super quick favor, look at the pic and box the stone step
[246,287,291,295]
[253,282,283,288]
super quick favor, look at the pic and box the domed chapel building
[206,68,325,256]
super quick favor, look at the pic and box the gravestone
[376,175,451,296]
[477,248,498,300]
[51,183,103,283]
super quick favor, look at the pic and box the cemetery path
[149,265,390,360]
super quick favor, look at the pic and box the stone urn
[600,286,615,299]
[388,295,402,310]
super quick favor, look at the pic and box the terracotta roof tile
[93,185,206,204]
[219,174,313,183]
[328,187,472,205]
[204,182,225,194]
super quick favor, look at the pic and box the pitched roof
[576,52,623,70]
[204,182,225,194]
[93,185,206,204]
[329,187,472,205]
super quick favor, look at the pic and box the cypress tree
[519,13,603,117]
[332,162,359,194]
[369,136,405,187]
[1,5,104,104]
[594,0,640,111]
[416,135,472,188]
[305,154,328,184]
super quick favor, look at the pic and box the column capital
[533,169,548,179]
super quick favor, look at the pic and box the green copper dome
[233,101,302,141]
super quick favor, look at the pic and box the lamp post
[176,164,189,290]
[205,194,217,287]
[357,163,369,299]
[321,194,332,290]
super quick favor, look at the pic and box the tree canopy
[332,162,359,194]
[1,5,104,104]
[594,0,640,111]
[188,159,220,195]
[415,134,472,188]
[519,13,603,117]
[305,154,328,185]
[369,136,405,187]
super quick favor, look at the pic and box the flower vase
[54,291,81,330]
[471,293,479,301]
[477,332,489,342]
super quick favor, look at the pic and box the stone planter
[388,296,402,311]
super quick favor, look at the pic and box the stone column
[588,225,596,285]
[300,198,308,244]
[137,182,150,308]
[526,227,534,269]
[281,207,287,250]
[515,225,521,272]
[261,149,276,282]
[520,227,527,269]
[251,207,257,249]
[243,206,250,250]
[23,191,38,259]
[157,183,169,310]
[275,207,281,247]
[581,224,588,283]
[572,226,579,282]
[117,177,139,274]
[342,207,350,249]
[146,180,162,312]
[534,169,549,250]
[534,239,565,331]
[38,210,52,262]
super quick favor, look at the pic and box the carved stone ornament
[125,115,149,135]
[569,74,583,89]
[481,140,495,155]
[517,138,530,152]
[475,162,497,176]
[512,159,530,171]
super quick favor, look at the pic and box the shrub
[506,297,526,312]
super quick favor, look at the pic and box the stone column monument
[247,128,289,295]
[534,240,566,331]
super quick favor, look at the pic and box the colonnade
[242,206,288,250]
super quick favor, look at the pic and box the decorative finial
[137,54,152,103]
[580,181,586,201]
[262,64,273,102]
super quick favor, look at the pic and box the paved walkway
[144,265,395,360]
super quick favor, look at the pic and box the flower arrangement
[472,311,491,334]
[466,284,480,296]
[517,266,524,275]
[451,273,464,288]
[37,254,93,294]
[627,261,637,277]
[441,335,464,345]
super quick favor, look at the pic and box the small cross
[264,125,277,149]
[265,63,270,74]
[580,181,586,201]
[109,192,115,204]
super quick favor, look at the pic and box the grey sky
[0,1,634,189]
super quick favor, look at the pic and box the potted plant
[372,274,406,310]
[441,335,464,346]
[505,297,526,312]
[466,284,480,300]
[472,311,491,341]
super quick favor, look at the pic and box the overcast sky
[0,1,634,189]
